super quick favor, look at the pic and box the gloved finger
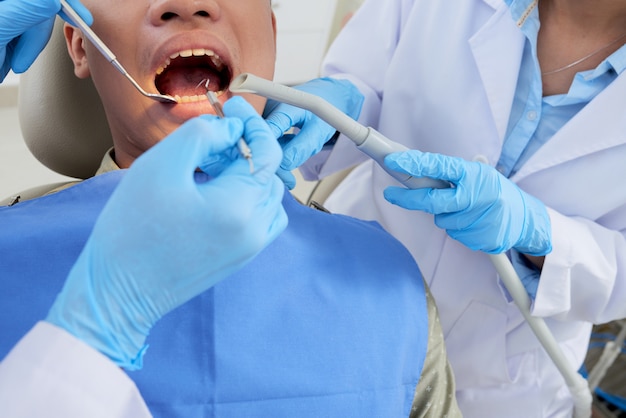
[443,218,505,254]
[385,151,467,184]
[280,119,334,171]
[58,0,93,26]
[433,209,483,232]
[197,150,239,178]
[383,185,463,215]
[276,132,296,148]
[295,77,364,119]
[0,0,57,43]
[226,173,288,250]
[131,115,244,186]
[11,20,54,73]
[263,102,303,139]
[276,167,296,189]
[223,96,283,182]
[1,43,12,80]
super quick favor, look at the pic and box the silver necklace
[542,32,626,75]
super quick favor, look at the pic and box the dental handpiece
[205,90,254,173]
[229,73,449,190]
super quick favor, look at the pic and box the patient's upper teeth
[157,49,225,79]
[193,48,215,57]
[210,55,224,70]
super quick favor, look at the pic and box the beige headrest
[18,18,112,179]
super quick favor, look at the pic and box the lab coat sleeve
[0,321,152,418]
[302,0,415,180]
[531,208,626,323]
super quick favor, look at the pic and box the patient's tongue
[160,68,219,97]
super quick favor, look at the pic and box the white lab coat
[315,0,626,416]
[0,322,151,418]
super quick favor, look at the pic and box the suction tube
[230,74,448,189]
[231,74,370,144]
[230,72,593,418]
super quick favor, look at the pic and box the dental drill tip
[206,90,225,118]
[237,139,254,173]
[205,86,254,173]
[196,78,212,90]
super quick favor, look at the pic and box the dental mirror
[60,0,177,104]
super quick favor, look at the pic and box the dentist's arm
[0,0,92,81]
[0,98,287,416]
[46,97,287,370]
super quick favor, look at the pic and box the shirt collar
[96,148,121,175]
[506,0,538,29]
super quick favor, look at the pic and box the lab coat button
[527,110,537,121]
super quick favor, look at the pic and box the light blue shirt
[501,0,626,177]
[501,0,626,298]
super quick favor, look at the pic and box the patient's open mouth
[154,49,232,103]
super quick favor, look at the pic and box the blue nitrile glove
[263,77,364,188]
[46,98,287,370]
[383,151,552,255]
[0,0,92,81]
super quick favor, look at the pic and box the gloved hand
[46,97,288,370]
[263,77,364,188]
[383,151,552,255]
[0,0,92,81]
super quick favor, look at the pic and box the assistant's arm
[0,0,92,81]
[533,209,626,322]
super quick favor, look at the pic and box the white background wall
[0,0,364,200]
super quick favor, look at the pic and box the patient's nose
[149,0,221,25]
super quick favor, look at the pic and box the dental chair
[0,19,112,206]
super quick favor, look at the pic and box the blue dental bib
[0,170,428,417]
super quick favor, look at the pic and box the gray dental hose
[230,73,592,417]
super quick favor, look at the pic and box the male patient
[0,0,459,416]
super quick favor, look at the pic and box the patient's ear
[64,23,91,79]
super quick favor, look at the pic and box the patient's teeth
[169,52,180,60]
[192,48,205,56]
[210,55,224,70]
[170,94,208,104]
[180,49,193,57]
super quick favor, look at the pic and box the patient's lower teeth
[172,94,208,103]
